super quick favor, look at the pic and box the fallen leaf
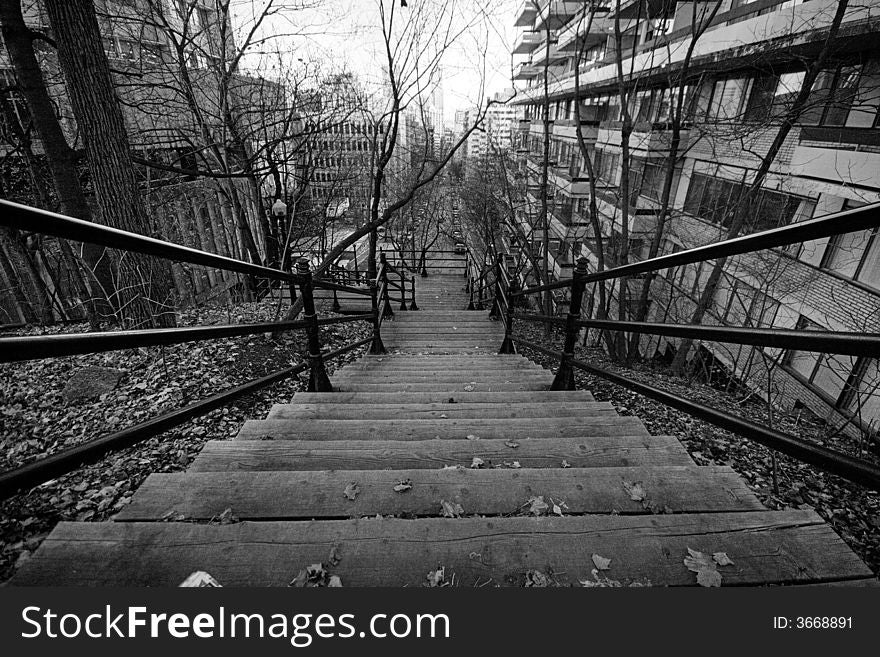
[440,500,464,518]
[328,575,343,587]
[393,479,413,493]
[425,566,448,587]
[561,460,571,468]
[504,440,519,449]
[622,480,646,502]
[211,507,238,525]
[528,495,549,516]
[684,547,722,587]
[289,563,329,588]
[470,457,485,469]
[713,552,735,567]
[592,554,612,571]
[524,570,551,587]
[328,545,342,566]
[466,434,480,441]
[343,482,360,501]
[463,385,475,392]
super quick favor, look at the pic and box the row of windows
[682,171,808,233]
[318,140,372,153]
[706,60,880,128]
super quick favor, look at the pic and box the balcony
[629,122,691,154]
[513,31,543,54]
[555,4,615,52]
[514,0,539,27]
[552,118,599,142]
[512,62,542,80]
[534,1,585,31]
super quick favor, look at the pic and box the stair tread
[236,416,650,440]
[12,511,872,587]
[116,465,764,521]
[189,436,693,471]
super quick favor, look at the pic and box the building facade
[509,0,880,434]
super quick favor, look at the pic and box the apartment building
[509,0,880,434]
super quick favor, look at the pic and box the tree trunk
[42,0,176,328]
[0,0,111,324]
[0,227,54,324]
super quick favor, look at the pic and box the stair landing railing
[488,201,880,490]
[0,199,384,499]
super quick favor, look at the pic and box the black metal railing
[489,200,880,489]
[0,199,386,498]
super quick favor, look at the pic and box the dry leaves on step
[591,554,612,571]
[683,547,734,587]
[527,495,549,516]
[393,479,413,493]
[523,570,552,587]
[470,457,485,469]
[289,563,341,588]
[179,571,222,587]
[343,482,360,501]
[551,498,568,516]
[210,507,238,525]
[440,500,464,518]
[561,460,571,468]
[504,440,519,449]
[425,565,449,587]
[328,545,342,567]
[466,434,480,441]
[713,551,735,567]
[622,480,646,502]
[463,385,475,392]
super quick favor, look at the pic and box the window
[785,316,857,403]
[683,171,805,232]
[800,63,866,126]
[744,70,806,122]
[820,201,880,289]
[707,77,749,121]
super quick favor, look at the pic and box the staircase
[10,271,876,586]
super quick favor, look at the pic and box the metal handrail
[0,314,368,362]
[575,319,880,357]
[0,199,304,284]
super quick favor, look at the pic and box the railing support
[368,281,386,354]
[499,279,518,354]
[551,258,588,391]
[399,267,408,311]
[332,286,341,312]
[409,277,419,311]
[489,263,501,319]
[296,258,333,392]
[379,251,394,320]
[476,283,484,311]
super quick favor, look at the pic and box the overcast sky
[232,0,522,125]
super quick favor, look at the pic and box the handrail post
[368,280,386,354]
[499,278,517,354]
[551,257,588,391]
[399,267,408,311]
[409,276,419,311]
[296,258,333,392]
[476,280,484,311]
[489,261,501,319]
[379,251,394,320]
